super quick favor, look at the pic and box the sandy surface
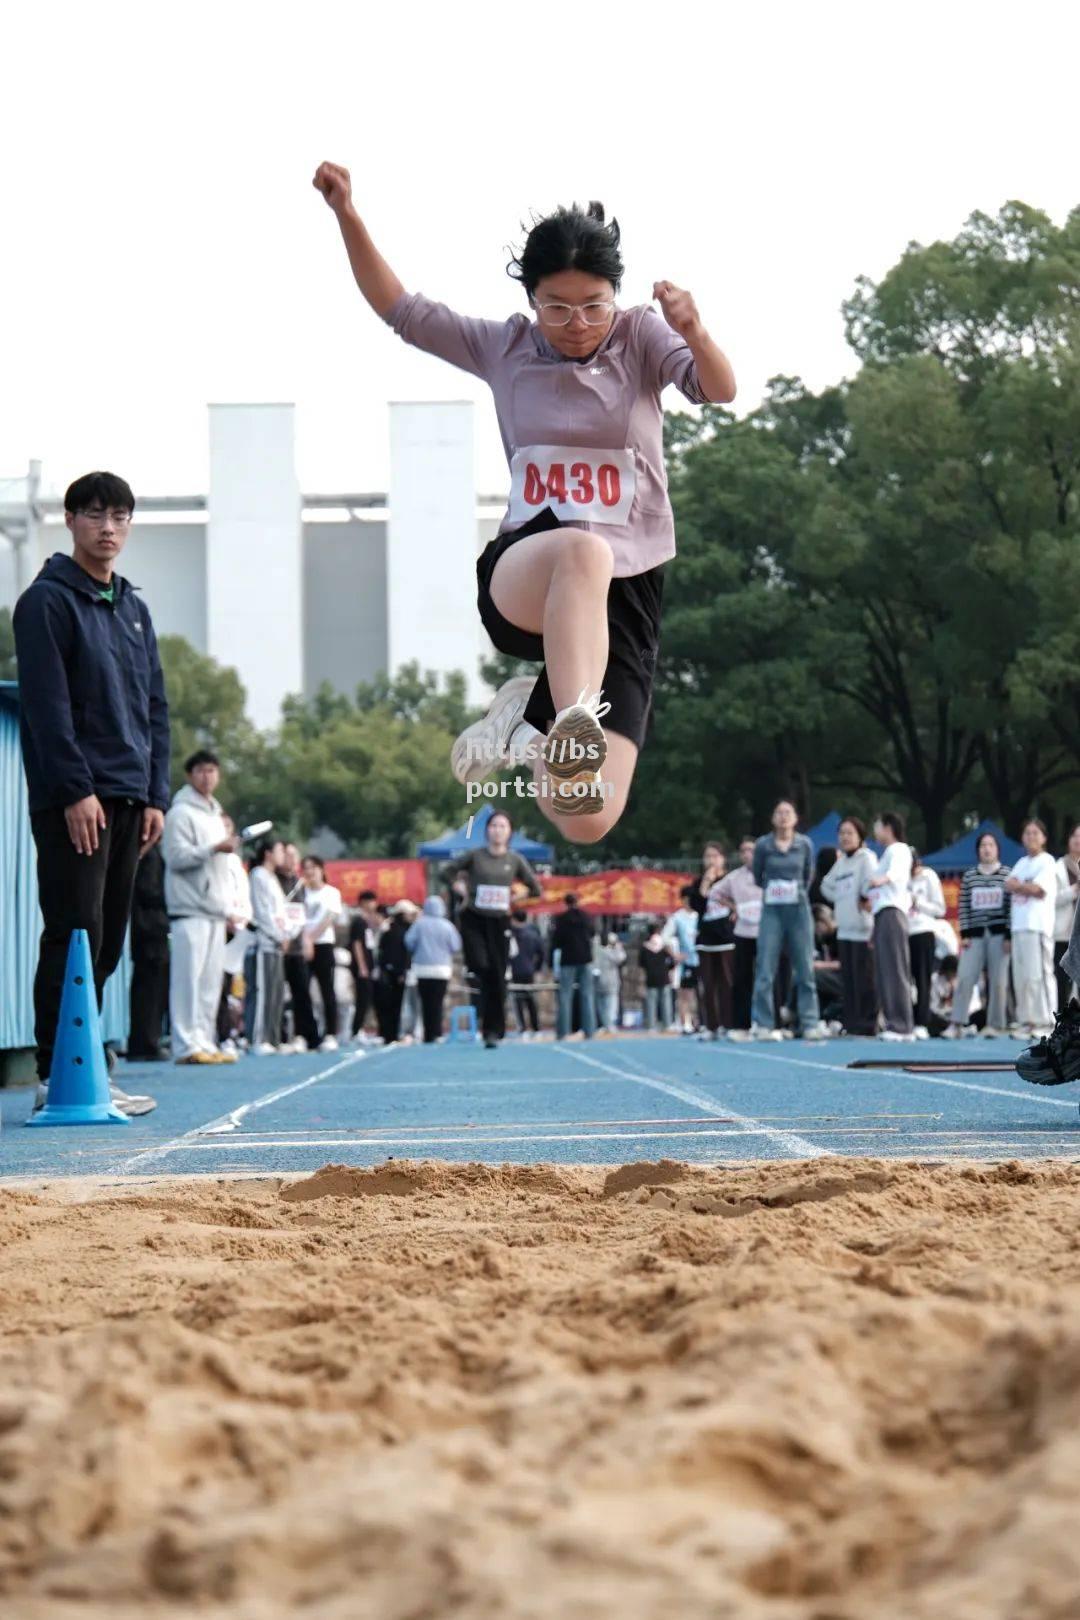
[2,1157,1080,1619]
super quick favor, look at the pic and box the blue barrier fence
[0,684,130,1051]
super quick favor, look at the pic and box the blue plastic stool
[448,1004,478,1042]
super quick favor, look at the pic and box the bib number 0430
[507,445,636,527]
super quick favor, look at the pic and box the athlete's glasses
[533,299,616,327]
[79,509,132,528]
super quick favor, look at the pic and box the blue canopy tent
[919,819,1023,873]
[805,811,843,852]
[417,803,554,863]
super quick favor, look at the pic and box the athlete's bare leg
[488,526,611,712]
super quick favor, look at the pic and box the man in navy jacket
[13,470,171,1101]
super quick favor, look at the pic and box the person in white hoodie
[908,852,947,1039]
[820,817,877,1035]
[162,750,239,1065]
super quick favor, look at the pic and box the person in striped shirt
[944,832,1011,1037]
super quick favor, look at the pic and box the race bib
[738,898,763,926]
[475,884,511,913]
[703,884,731,923]
[507,445,636,527]
[971,885,1003,912]
[765,880,798,906]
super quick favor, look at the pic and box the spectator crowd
[129,760,1080,1065]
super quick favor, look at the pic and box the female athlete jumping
[313,162,735,844]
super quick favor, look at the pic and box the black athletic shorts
[476,505,665,752]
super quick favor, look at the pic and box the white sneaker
[319,1035,339,1052]
[981,1026,1005,1038]
[800,1023,829,1042]
[913,1025,930,1041]
[254,1042,279,1056]
[751,1025,785,1042]
[942,1023,963,1040]
[451,675,536,785]
[292,1037,309,1054]
[877,1029,908,1042]
[109,1084,157,1116]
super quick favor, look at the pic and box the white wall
[207,404,302,729]
[388,402,483,700]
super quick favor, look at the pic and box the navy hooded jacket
[12,552,171,814]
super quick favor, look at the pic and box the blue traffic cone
[26,929,131,1126]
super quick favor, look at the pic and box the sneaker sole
[543,709,608,782]
[451,677,536,785]
[549,778,608,816]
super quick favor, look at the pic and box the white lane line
[710,1046,1080,1109]
[144,1127,907,1152]
[553,1046,827,1158]
[109,1048,382,1173]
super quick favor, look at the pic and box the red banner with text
[324,858,428,908]
[521,870,693,916]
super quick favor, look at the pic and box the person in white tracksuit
[162,751,239,1065]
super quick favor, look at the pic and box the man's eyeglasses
[80,509,132,528]
[533,299,616,327]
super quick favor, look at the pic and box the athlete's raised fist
[313,161,353,214]
[653,280,702,342]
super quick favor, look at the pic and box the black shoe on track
[1015,1002,1080,1086]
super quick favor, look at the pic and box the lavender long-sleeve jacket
[383,291,710,577]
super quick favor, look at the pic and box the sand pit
[2,1156,1080,1618]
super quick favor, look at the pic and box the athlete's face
[531,270,616,359]
[66,503,132,578]
[1069,827,1080,859]
[1022,822,1046,854]
[773,802,797,837]
[739,839,755,867]
[838,820,860,854]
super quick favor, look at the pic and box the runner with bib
[313,162,736,841]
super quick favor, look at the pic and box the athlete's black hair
[876,810,906,840]
[254,836,283,867]
[976,831,1000,859]
[486,809,513,838]
[1022,817,1049,839]
[184,749,219,772]
[64,470,135,514]
[302,853,326,874]
[506,201,623,298]
[563,892,579,907]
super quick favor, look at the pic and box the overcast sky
[2,0,1076,503]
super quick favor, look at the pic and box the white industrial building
[0,402,508,728]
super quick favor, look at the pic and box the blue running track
[1,1034,1077,1183]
